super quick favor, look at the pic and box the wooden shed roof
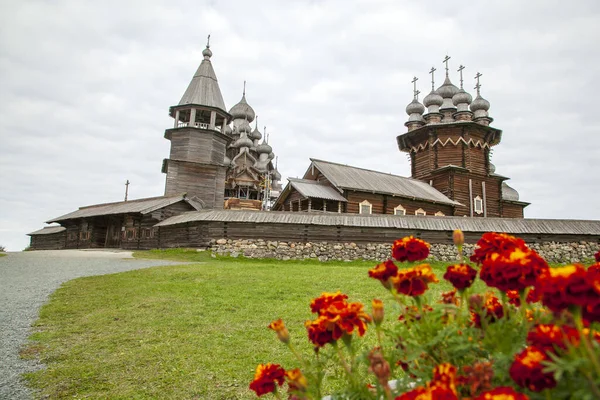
[288,178,347,202]
[178,49,227,111]
[155,210,600,236]
[47,194,199,223]
[27,226,66,236]
[308,159,461,206]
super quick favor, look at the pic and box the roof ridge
[78,194,184,210]
[310,158,421,182]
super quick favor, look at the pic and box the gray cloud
[1,0,599,250]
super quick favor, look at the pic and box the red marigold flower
[369,259,398,288]
[285,368,308,392]
[444,263,478,290]
[305,316,337,347]
[459,361,494,397]
[431,363,458,395]
[507,290,521,307]
[249,363,286,397]
[440,289,459,306]
[368,347,391,386]
[583,299,600,324]
[392,236,430,262]
[595,250,600,263]
[536,264,598,312]
[395,386,428,400]
[479,248,549,292]
[392,264,439,297]
[509,346,556,392]
[526,324,579,354]
[470,232,528,264]
[473,386,529,400]
[310,291,348,314]
[470,293,504,328]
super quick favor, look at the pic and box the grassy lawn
[23,250,459,399]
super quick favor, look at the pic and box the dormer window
[434,211,445,216]
[474,196,483,214]
[359,200,372,215]
[394,205,406,216]
[415,208,426,216]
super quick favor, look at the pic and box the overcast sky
[1,0,599,251]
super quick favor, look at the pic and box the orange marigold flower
[392,236,430,262]
[310,291,348,314]
[368,259,398,288]
[470,293,504,328]
[536,264,598,312]
[372,299,384,326]
[526,324,579,354]
[479,248,549,292]
[391,264,439,297]
[305,294,371,347]
[473,386,529,400]
[285,368,308,392]
[268,319,290,344]
[249,363,286,397]
[395,386,429,400]
[444,263,478,290]
[509,346,556,392]
[431,363,458,395]
[470,232,528,264]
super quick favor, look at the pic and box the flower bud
[372,299,384,326]
[268,319,290,344]
[453,229,464,247]
[368,347,391,386]
[285,368,308,392]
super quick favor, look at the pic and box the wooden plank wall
[164,160,226,208]
[29,232,67,250]
[345,191,453,216]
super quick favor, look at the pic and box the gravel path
[0,250,186,400]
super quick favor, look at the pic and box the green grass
[23,251,455,399]
[0,253,6,257]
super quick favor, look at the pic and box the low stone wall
[210,239,600,264]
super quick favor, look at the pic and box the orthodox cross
[243,80,246,96]
[443,55,451,76]
[429,67,436,91]
[474,72,482,95]
[255,115,258,130]
[264,127,267,143]
[457,65,465,89]
[206,34,211,48]
[411,76,419,99]
[124,180,130,202]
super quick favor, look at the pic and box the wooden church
[29,49,529,250]
[274,58,528,218]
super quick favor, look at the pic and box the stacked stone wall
[210,238,600,264]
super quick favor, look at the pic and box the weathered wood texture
[345,191,452,216]
[158,220,600,247]
[29,231,67,250]
[164,160,226,208]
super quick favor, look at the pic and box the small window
[434,211,445,216]
[474,196,483,215]
[415,208,426,216]
[359,200,372,215]
[394,205,406,216]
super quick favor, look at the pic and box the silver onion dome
[223,155,231,167]
[405,98,425,116]
[437,76,460,99]
[202,46,212,59]
[272,169,281,180]
[489,162,496,174]
[229,95,255,122]
[249,126,262,141]
[224,125,233,135]
[452,89,472,106]
[236,119,252,134]
[233,136,253,149]
[470,95,490,112]
[423,90,443,108]
[502,182,520,201]
[256,140,272,154]
[268,152,275,161]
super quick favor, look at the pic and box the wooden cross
[206,34,211,48]
[474,72,482,95]
[443,55,451,75]
[429,67,436,90]
[124,180,130,202]
[411,76,418,99]
[457,65,465,89]
[243,80,246,96]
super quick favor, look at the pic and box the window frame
[474,195,483,215]
[415,208,426,216]
[359,200,372,215]
[394,205,406,216]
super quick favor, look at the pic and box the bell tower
[162,36,232,208]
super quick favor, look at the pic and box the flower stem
[573,308,600,380]
[287,342,306,368]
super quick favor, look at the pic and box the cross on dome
[411,76,419,99]
[457,65,465,89]
[443,55,451,76]
[429,67,436,91]
[474,72,483,95]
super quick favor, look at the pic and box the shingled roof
[155,210,600,236]
[47,194,200,223]
[287,178,347,202]
[178,46,227,110]
[27,226,66,236]
[308,159,461,206]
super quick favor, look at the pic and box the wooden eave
[396,122,503,153]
